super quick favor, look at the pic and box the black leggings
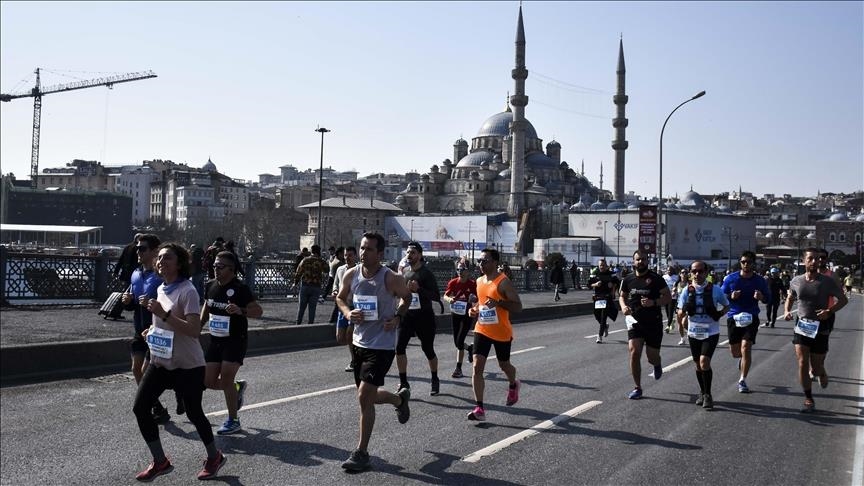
[451,313,473,350]
[133,365,213,445]
[766,301,781,323]
[396,312,437,360]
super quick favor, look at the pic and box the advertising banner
[638,205,657,254]
[387,215,487,251]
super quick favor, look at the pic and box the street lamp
[468,220,473,262]
[658,90,706,270]
[410,219,415,240]
[315,126,330,248]
[603,220,608,259]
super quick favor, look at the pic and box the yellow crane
[1,68,157,188]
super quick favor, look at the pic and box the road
[1,295,862,485]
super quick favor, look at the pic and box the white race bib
[794,317,820,339]
[477,305,499,325]
[353,295,379,321]
[209,314,230,337]
[147,328,174,359]
[450,300,467,315]
[733,312,753,327]
[409,292,421,310]
[688,322,710,340]
[625,315,638,331]
[594,299,607,309]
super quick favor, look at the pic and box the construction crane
[1,68,157,188]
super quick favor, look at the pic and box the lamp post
[658,90,706,270]
[315,126,330,248]
[603,220,608,259]
[468,220,473,262]
[410,219,415,240]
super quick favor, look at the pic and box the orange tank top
[474,273,512,342]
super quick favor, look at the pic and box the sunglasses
[739,260,753,264]
[476,258,489,264]
[135,246,149,252]
[213,264,232,270]
[691,269,705,274]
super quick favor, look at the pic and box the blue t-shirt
[130,267,163,333]
[720,271,770,317]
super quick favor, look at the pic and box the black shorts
[351,346,395,387]
[628,321,664,349]
[689,333,720,360]
[727,316,760,345]
[130,334,148,355]
[451,313,473,350]
[792,317,832,354]
[472,332,513,362]
[205,337,248,365]
[396,312,436,355]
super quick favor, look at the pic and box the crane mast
[1,68,157,188]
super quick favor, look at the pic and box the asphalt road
[1,295,862,486]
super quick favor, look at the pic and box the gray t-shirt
[350,265,399,350]
[789,273,843,320]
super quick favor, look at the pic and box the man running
[443,263,477,378]
[466,248,523,421]
[336,233,412,472]
[678,260,729,409]
[201,251,263,435]
[662,267,680,334]
[721,251,771,394]
[764,267,787,327]
[588,259,619,343]
[396,242,442,396]
[619,249,672,400]
[784,247,848,413]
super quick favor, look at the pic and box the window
[829,232,836,242]
[839,233,846,242]
[855,232,862,243]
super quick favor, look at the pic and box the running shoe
[769,322,775,328]
[818,373,829,389]
[467,406,486,421]
[176,398,185,416]
[236,380,247,411]
[135,458,173,482]
[216,418,242,435]
[800,399,815,413]
[152,405,170,425]
[344,363,354,372]
[737,379,750,393]
[506,380,521,406]
[596,336,603,344]
[702,394,714,409]
[665,325,671,334]
[650,364,663,380]
[628,387,643,400]
[695,394,704,406]
[466,344,474,364]
[341,449,371,472]
[395,387,410,424]
[604,327,609,337]
[196,451,226,480]
[678,337,686,346]
[808,370,816,381]
[451,368,464,378]
[430,377,440,396]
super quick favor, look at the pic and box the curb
[0,302,594,386]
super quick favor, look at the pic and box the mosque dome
[856,213,864,222]
[590,201,607,210]
[607,201,627,210]
[546,140,561,149]
[476,111,538,140]
[202,158,217,172]
[679,190,706,208]
[828,212,849,221]
[456,150,495,168]
[525,152,558,169]
[803,199,817,206]
[570,201,587,211]
[498,168,512,179]
[628,203,640,210]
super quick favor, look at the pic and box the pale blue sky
[1,1,862,200]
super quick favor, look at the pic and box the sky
[1,1,862,201]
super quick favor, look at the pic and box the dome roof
[570,201,587,211]
[525,152,558,169]
[546,140,561,148]
[498,168,511,179]
[627,203,640,209]
[590,201,607,210]
[202,158,217,172]
[476,111,538,140]
[679,190,706,208]
[454,138,468,147]
[607,201,627,210]
[803,199,817,206]
[856,213,864,222]
[828,212,849,221]
[456,150,495,168]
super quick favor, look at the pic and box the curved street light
[658,90,706,270]
[315,126,330,248]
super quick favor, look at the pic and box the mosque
[396,6,629,217]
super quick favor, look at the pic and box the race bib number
[353,295,379,321]
[594,299,607,309]
[209,314,230,337]
[794,317,820,339]
[450,300,467,315]
[733,312,753,327]
[688,322,710,340]
[147,328,174,359]
[409,292,421,310]
[477,305,499,325]
[625,315,638,331]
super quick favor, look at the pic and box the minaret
[508,5,528,218]
[611,37,629,202]
[599,161,604,192]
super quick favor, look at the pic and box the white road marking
[462,400,603,463]
[659,340,729,373]
[852,311,864,486]
[488,346,545,360]
[205,384,355,418]
[584,328,627,339]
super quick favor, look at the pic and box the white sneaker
[596,336,602,343]
[678,337,686,345]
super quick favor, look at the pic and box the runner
[587,259,619,343]
[783,247,848,413]
[662,267,680,333]
[201,251,263,435]
[466,248,523,421]
[396,242,442,396]
[843,272,854,296]
[619,249,672,400]
[335,233,412,472]
[720,250,771,394]
[443,263,477,378]
[764,267,787,327]
[133,242,225,481]
[675,269,690,345]
[334,246,358,372]
[678,260,729,409]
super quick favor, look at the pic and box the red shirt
[445,277,477,302]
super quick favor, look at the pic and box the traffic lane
[1,303,861,485]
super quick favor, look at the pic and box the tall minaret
[508,5,528,218]
[611,37,629,202]
[599,161,604,192]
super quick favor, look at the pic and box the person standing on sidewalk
[588,259,619,343]
[396,242,442,396]
[466,248,523,421]
[335,233,412,472]
[443,263,477,378]
[133,242,225,481]
[294,245,329,325]
[550,259,565,301]
[334,246,358,372]
[201,251,263,435]
[784,247,848,413]
[678,260,729,410]
[619,249,672,400]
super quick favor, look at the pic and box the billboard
[386,215,487,252]
[638,205,657,254]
